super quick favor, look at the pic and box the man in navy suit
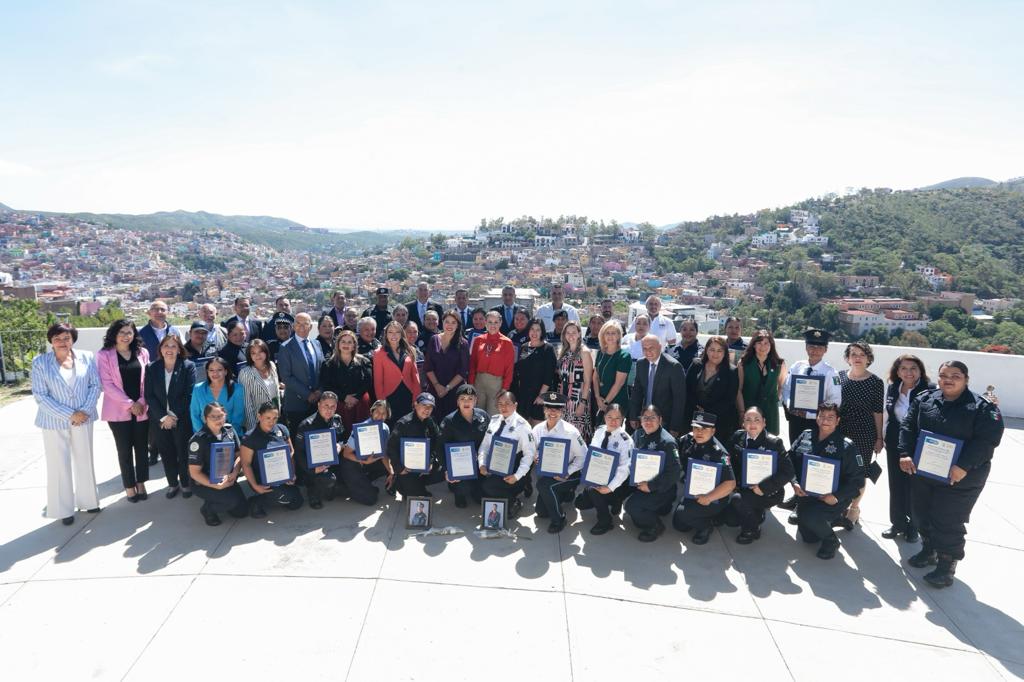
[222,296,262,343]
[277,312,324,434]
[452,288,474,334]
[138,300,182,359]
[629,334,687,437]
[490,285,525,336]
[405,282,444,330]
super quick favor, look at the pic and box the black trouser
[294,454,338,501]
[109,417,150,488]
[482,473,530,506]
[337,458,388,506]
[673,497,728,532]
[536,473,581,521]
[624,484,677,530]
[394,469,445,498]
[153,420,193,488]
[911,463,988,560]
[251,483,304,511]
[796,496,851,544]
[786,413,817,448]
[729,487,784,532]
[449,478,483,505]
[574,484,634,526]
[193,483,248,518]
[885,443,915,533]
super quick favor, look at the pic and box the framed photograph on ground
[481,497,508,530]
[406,496,433,530]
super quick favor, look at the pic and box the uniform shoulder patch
[189,441,200,452]
[832,376,841,385]
[620,432,629,441]
[856,454,865,467]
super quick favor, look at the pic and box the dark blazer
[490,304,526,335]
[883,378,933,450]
[629,353,687,434]
[138,323,182,360]
[221,315,262,342]
[683,361,740,440]
[143,358,197,426]
[277,335,325,413]
[405,299,444,330]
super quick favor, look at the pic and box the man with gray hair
[197,303,226,350]
[628,295,677,348]
[406,281,443,330]
[628,333,686,436]
[357,317,381,355]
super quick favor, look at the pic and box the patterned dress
[837,370,885,462]
[557,348,592,440]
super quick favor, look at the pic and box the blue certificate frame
[912,430,964,482]
[353,420,387,461]
[486,435,518,477]
[303,428,339,468]
[257,444,294,487]
[789,374,825,412]
[801,454,840,497]
[684,459,724,499]
[400,438,432,473]
[581,446,619,488]
[629,448,666,485]
[537,437,571,477]
[445,442,478,481]
[741,448,778,488]
[209,442,236,484]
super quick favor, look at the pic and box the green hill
[0,202,13,213]
[918,177,997,190]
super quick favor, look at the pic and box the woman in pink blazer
[97,320,151,502]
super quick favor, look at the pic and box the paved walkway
[1,397,1022,681]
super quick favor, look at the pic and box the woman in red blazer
[97,319,151,502]
[373,321,421,426]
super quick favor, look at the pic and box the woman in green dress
[592,320,632,422]
[737,329,787,435]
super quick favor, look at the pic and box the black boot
[778,495,797,511]
[908,547,937,568]
[923,555,957,588]
[523,477,533,498]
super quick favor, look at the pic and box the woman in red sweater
[373,321,421,425]
[469,311,515,415]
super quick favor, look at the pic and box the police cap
[803,328,831,346]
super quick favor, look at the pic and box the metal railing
[0,329,48,383]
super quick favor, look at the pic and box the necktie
[505,306,512,327]
[646,362,656,406]
[805,365,814,376]
[494,419,507,439]
[601,430,611,449]
[301,338,316,383]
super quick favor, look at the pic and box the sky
[1,0,1022,230]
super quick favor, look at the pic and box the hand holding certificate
[742,449,777,488]
[304,429,339,468]
[258,445,293,487]
[684,460,723,499]
[913,431,964,482]
[209,442,236,485]
[582,446,618,488]
[801,455,839,497]
[486,436,517,477]
[630,449,665,485]
[445,442,477,481]
[354,421,385,461]
[790,375,824,412]
[401,438,431,473]
[538,437,570,477]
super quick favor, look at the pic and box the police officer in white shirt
[532,391,588,533]
[535,283,581,332]
[573,403,635,535]
[478,390,538,517]
[628,296,678,348]
[781,328,843,445]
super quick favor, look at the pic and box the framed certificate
[486,436,518,477]
[790,374,824,412]
[913,430,964,482]
[741,449,778,488]
[630,449,665,485]
[401,438,431,473]
[684,459,723,499]
[209,442,236,485]
[303,428,339,468]
[538,437,571,477]
[801,455,840,497]
[257,444,293,487]
[406,496,432,530]
[481,497,509,530]
[581,446,619,488]
[353,420,386,461]
[445,442,478,481]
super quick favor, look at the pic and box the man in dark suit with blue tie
[221,296,262,344]
[490,285,525,336]
[452,288,474,334]
[277,312,325,434]
[405,282,444,330]
[629,334,687,437]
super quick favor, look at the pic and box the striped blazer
[31,349,101,430]
[237,363,281,432]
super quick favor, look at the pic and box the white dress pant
[42,423,99,518]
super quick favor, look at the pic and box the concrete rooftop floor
[1,397,1022,681]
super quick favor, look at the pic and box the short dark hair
[47,322,78,343]
[202,401,225,420]
[496,389,518,404]
[844,341,874,366]
[257,401,279,415]
[817,402,840,417]
[938,360,969,379]
[234,296,249,306]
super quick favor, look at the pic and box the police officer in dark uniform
[671,411,736,545]
[439,384,490,508]
[293,391,344,509]
[239,401,304,517]
[387,393,445,498]
[727,406,792,544]
[187,401,249,526]
[898,360,1004,588]
[789,402,865,559]
[265,311,295,362]
[362,287,394,339]
[624,404,682,542]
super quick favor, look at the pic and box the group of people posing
[31,283,1004,589]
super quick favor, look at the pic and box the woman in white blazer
[30,323,102,525]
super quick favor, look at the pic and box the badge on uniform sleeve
[855,454,864,467]
[189,441,200,452]
[832,376,840,385]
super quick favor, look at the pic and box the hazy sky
[2,1,1022,230]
